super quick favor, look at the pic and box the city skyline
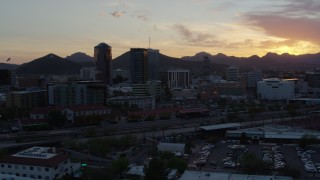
[1,0,320,64]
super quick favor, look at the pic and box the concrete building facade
[257,78,294,100]
[80,67,96,81]
[108,96,155,110]
[0,146,81,180]
[47,81,106,106]
[6,90,47,108]
[168,69,190,89]
[225,66,239,82]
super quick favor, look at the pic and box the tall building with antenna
[130,48,148,84]
[147,49,159,81]
[94,43,112,85]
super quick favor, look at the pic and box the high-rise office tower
[147,49,159,81]
[94,43,112,85]
[130,48,148,84]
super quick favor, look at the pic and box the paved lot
[188,141,320,179]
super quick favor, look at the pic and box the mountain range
[1,51,320,75]
[182,52,320,71]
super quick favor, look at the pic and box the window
[15,165,19,169]
[46,176,49,180]
[31,175,35,178]
[8,165,11,168]
[45,167,49,171]
[0,164,3,167]
[30,166,34,170]
[38,175,42,179]
[16,173,19,176]
[23,174,26,177]
[37,167,41,171]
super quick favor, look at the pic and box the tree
[227,112,237,122]
[144,158,165,180]
[279,166,301,179]
[242,153,271,175]
[184,141,195,154]
[163,86,172,101]
[167,157,187,174]
[299,134,318,149]
[48,111,66,128]
[109,157,129,178]
[240,132,248,144]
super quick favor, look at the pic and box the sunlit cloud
[243,1,320,44]
[172,24,221,47]
[137,14,148,21]
[110,11,125,18]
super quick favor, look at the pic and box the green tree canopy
[144,158,165,180]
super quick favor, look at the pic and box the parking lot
[188,141,320,179]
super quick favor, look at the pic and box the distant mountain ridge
[0,63,19,70]
[6,51,320,75]
[17,53,83,75]
[112,51,227,74]
[182,52,320,71]
[66,52,94,63]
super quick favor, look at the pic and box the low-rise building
[180,170,293,180]
[62,105,110,123]
[0,146,81,180]
[132,80,161,99]
[108,96,155,110]
[157,143,185,156]
[30,107,60,120]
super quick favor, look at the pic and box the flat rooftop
[199,123,241,131]
[227,124,320,140]
[127,165,145,176]
[13,146,56,159]
[180,170,293,180]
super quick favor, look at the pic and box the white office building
[257,78,294,100]
[168,69,190,89]
[0,146,81,180]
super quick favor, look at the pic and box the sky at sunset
[1,0,320,64]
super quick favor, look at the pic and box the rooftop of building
[199,123,242,131]
[126,165,145,176]
[9,89,47,94]
[31,107,61,114]
[180,170,293,180]
[157,142,186,150]
[0,146,69,167]
[108,96,154,100]
[64,104,109,112]
[95,42,111,48]
[227,124,320,140]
